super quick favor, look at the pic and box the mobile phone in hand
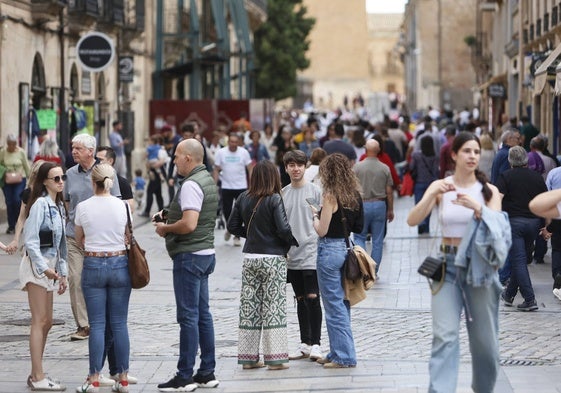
[305,197,320,212]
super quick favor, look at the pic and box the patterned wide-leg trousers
[238,255,288,365]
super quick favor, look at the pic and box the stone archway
[31,53,46,109]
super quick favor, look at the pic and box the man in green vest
[153,139,220,392]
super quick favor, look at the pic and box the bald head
[365,139,380,157]
[179,138,204,164]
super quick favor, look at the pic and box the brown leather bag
[125,203,150,289]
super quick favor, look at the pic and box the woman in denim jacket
[19,161,68,391]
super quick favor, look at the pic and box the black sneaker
[517,299,538,312]
[157,375,197,392]
[193,372,219,388]
[501,292,514,307]
[553,273,561,290]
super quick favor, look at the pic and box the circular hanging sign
[76,32,115,72]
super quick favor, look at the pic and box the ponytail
[475,169,492,202]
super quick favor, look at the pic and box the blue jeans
[429,256,502,393]
[317,237,356,366]
[173,253,216,379]
[2,179,26,229]
[353,200,386,271]
[414,181,431,231]
[82,256,131,376]
[504,216,541,302]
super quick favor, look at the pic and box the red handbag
[400,172,414,197]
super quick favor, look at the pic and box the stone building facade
[401,0,477,113]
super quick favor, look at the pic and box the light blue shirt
[24,196,68,276]
[546,166,561,190]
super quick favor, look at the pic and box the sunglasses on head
[48,175,67,183]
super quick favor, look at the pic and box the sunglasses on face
[48,175,67,183]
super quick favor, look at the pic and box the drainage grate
[501,359,547,366]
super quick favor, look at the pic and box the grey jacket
[455,205,512,287]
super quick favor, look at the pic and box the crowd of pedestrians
[9,103,561,393]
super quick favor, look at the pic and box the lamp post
[58,6,69,155]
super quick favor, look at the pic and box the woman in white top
[75,163,131,393]
[407,132,504,393]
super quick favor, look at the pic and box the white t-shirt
[74,195,128,252]
[214,147,252,189]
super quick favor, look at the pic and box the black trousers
[287,269,322,345]
[222,188,245,224]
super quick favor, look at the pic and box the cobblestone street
[1,196,561,392]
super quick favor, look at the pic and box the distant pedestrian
[109,120,129,178]
[496,146,547,310]
[97,146,135,212]
[407,131,511,393]
[213,133,252,246]
[490,129,520,184]
[227,160,298,371]
[353,139,393,271]
[282,150,324,362]
[154,139,220,391]
[409,136,438,234]
[0,133,31,234]
[132,169,146,210]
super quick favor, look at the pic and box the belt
[84,250,127,257]
[363,197,386,202]
[440,244,458,254]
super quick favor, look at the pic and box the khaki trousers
[67,236,89,328]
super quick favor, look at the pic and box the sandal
[242,361,265,370]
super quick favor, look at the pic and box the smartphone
[305,197,320,211]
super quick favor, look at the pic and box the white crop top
[440,176,485,238]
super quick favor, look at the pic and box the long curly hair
[318,153,361,209]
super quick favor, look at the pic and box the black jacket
[227,191,298,255]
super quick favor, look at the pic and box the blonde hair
[480,133,494,150]
[91,163,115,192]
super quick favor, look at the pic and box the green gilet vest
[165,165,218,257]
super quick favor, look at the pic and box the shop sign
[488,84,507,98]
[76,32,115,72]
[119,56,134,83]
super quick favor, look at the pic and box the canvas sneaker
[288,343,311,360]
[76,378,99,393]
[157,374,197,392]
[30,376,66,391]
[111,380,129,393]
[98,375,115,386]
[224,231,231,241]
[309,344,323,361]
[554,288,561,301]
[193,372,220,388]
[233,237,241,247]
[109,374,138,384]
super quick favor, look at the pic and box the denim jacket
[454,206,512,287]
[23,196,68,276]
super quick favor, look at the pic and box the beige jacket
[343,245,377,306]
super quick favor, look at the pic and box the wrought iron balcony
[30,0,66,20]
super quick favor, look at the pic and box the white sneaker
[110,374,137,384]
[98,374,114,386]
[288,343,311,360]
[224,231,231,241]
[30,376,66,391]
[553,288,561,301]
[76,379,99,393]
[233,237,241,247]
[309,344,323,361]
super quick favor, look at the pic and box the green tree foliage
[254,0,315,100]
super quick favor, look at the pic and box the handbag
[39,203,55,248]
[5,171,22,184]
[418,256,445,282]
[124,202,150,289]
[338,200,362,282]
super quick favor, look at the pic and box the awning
[534,43,561,95]
[478,73,507,92]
